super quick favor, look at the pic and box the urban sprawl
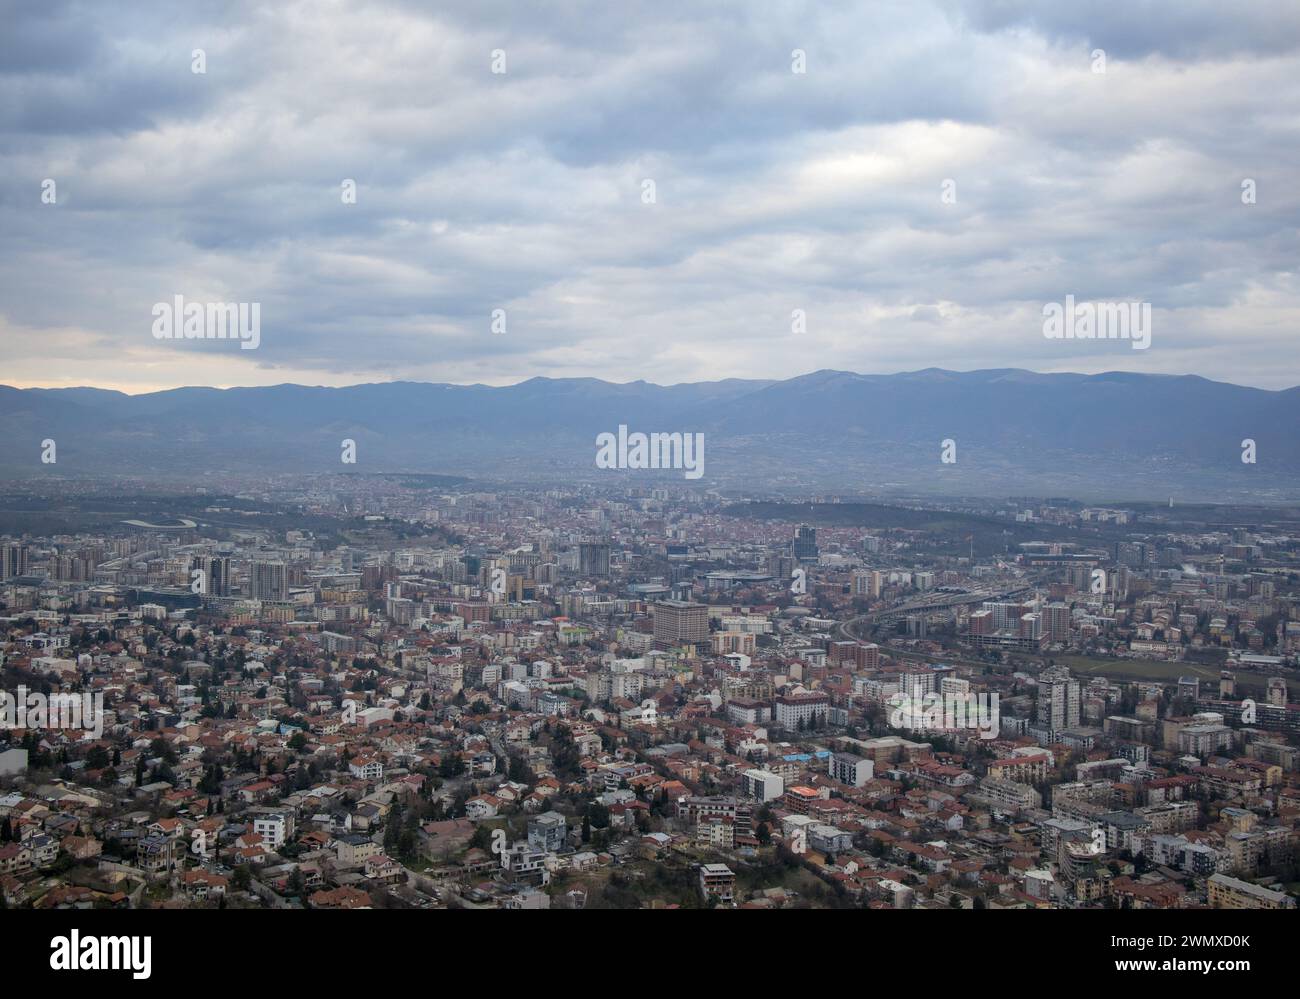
[1,479,1299,912]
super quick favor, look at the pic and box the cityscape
[1,0,1297,970]
[1,477,1298,914]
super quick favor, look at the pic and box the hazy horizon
[5,364,1299,397]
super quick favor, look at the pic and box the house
[334,834,380,867]
[309,886,372,909]
[60,835,102,861]
[237,781,277,805]
[251,812,293,850]
[464,794,501,820]
[137,835,177,875]
[25,834,59,868]
[0,843,32,875]
[349,756,383,781]
[364,853,403,882]
[179,869,229,898]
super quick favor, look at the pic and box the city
[3,0,1297,976]
[1,478,1297,914]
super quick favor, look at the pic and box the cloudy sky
[2,0,1298,392]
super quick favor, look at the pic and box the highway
[837,584,1033,641]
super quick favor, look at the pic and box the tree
[85,745,111,770]
[385,806,404,853]
[507,755,532,784]
[469,824,495,852]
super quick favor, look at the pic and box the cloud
[1,0,1297,390]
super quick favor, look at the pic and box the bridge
[838,585,1033,641]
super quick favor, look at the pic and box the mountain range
[2,369,1297,500]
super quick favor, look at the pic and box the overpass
[838,585,1033,641]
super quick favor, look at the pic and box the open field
[1052,655,1296,698]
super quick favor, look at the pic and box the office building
[250,561,289,601]
[653,600,708,650]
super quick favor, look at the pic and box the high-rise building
[1019,612,1042,640]
[200,556,231,597]
[984,601,1028,631]
[653,600,708,650]
[1,544,29,579]
[249,561,288,601]
[54,553,96,581]
[578,542,611,577]
[792,525,818,563]
[1116,541,1149,567]
[1044,602,1071,642]
[767,551,797,581]
[1037,670,1081,731]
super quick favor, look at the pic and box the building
[792,525,818,563]
[348,756,383,781]
[527,811,567,853]
[653,600,709,650]
[249,561,289,601]
[1037,672,1081,731]
[577,542,611,578]
[1044,603,1071,642]
[699,864,736,905]
[725,698,771,725]
[741,769,785,802]
[0,544,29,580]
[809,824,853,855]
[679,797,752,839]
[774,692,830,730]
[1207,873,1296,910]
[828,752,873,788]
[977,777,1042,810]
[252,812,293,850]
[200,556,231,596]
[988,752,1051,785]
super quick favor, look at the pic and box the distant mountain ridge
[2,369,1297,500]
